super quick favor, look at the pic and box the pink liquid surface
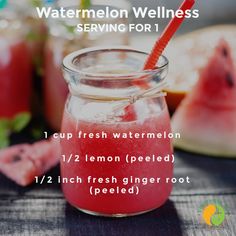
[0,40,32,118]
[60,104,173,215]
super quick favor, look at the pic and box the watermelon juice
[61,47,173,216]
[0,5,32,118]
[0,39,32,118]
[61,106,173,215]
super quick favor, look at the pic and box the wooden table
[0,150,235,236]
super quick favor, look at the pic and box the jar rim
[63,46,169,79]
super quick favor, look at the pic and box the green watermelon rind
[174,138,236,158]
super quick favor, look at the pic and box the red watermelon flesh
[172,40,236,157]
[0,138,60,186]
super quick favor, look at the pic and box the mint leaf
[11,112,31,133]
[0,118,11,131]
[64,24,76,34]
[30,0,42,8]
[81,0,91,9]
[0,113,31,148]
[31,126,44,139]
[0,131,10,148]
[0,119,10,148]
[26,31,41,42]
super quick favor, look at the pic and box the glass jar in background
[44,0,131,131]
[61,47,173,216]
[9,0,48,75]
[0,3,32,118]
[9,0,50,76]
[8,0,50,119]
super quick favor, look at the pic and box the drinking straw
[113,0,195,115]
[143,0,195,70]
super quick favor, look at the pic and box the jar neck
[63,47,169,102]
[68,78,168,104]
[63,47,168,122]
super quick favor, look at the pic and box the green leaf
[11,112,31,133]
[30,0,42,8]
[64,24,76,34]
[26,31,40,42]
[0,118,11,131]
[0,113,31,148]
[31,126,44,139]
[211,204,225,226]
[80,0,91,9]
[0,131,10,149]
[0,119,10,148]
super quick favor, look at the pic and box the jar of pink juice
[0,3,32,118]
[10,0,48,75]
[60,47,173,217]
[44,0,130,130]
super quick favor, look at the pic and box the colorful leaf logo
[202,204,225,226]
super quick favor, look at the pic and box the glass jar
[0,3,32,118]
[9,0,48,75]
[43,0,131,130]
[61,47,173,217]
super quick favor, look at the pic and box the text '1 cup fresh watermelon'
[172,40,236,157]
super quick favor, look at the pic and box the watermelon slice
[0,138,60,186]
[172,40,236,157]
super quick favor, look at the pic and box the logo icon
[0,0,7,9]
[202,203,225,226]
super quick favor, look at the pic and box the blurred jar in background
[0,2,32,118]
[10,0,48,76]
[6,0,50,120]
[43,0,131,130]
